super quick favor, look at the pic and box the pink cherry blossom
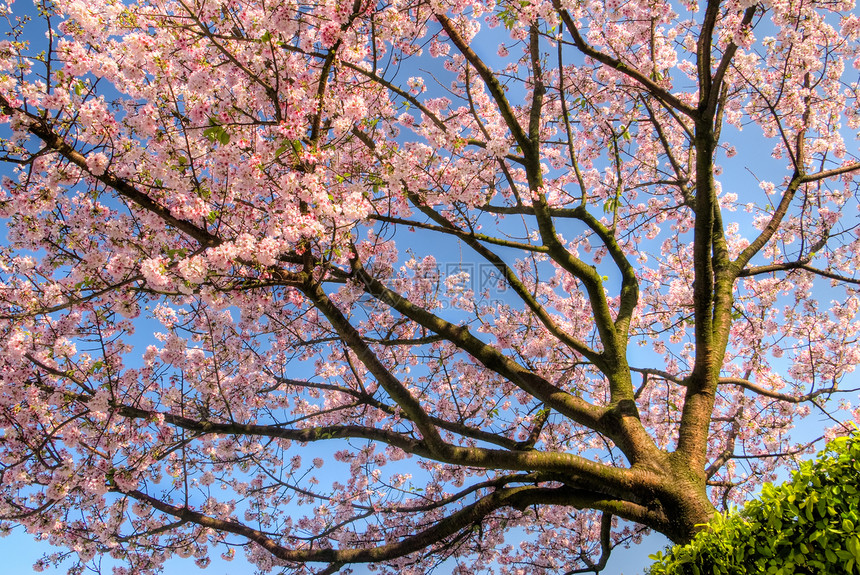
[0,0,858,573]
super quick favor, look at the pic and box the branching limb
[368,213,550,253]
[718,377,858,404]
[348,254,610,436]
[707,6,757,117]
[704,405,743,479]
[0,96,221,248]
[516,406,550,451]
[565,512,613,574]
[122,483,665,565]
[435,13,529,149]
[738,262,860,285]
[402,192,601,364]
[553,1,695,118]
[267,375,525,451]
[630,367,858,405]
[348,252,667,470]
[300,280,447,454]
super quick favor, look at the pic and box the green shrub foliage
[649,433,860,575]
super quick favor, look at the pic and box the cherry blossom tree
[0,0,859,572]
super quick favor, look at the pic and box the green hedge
[649,433,860,575]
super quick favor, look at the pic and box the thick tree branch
[707,6,757,117]
[435,13,529,150]
[300,280,447,454]
[267,375,525,451]
[122,484,662,564]
[732,176,802,271]
[347,257,615,437]
[0,98,221,249]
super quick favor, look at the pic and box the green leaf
[203,126,221,142]
[848,536,860,562]
[203,125,231,145]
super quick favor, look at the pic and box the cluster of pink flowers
[0,0,857,572]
